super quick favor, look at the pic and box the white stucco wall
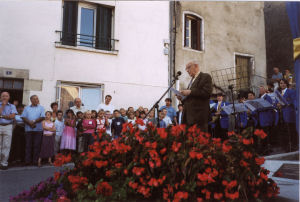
[0,0,169,111]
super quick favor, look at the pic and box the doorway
[0,78,24,105]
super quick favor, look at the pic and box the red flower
[57,196,71,202]
[128,181,138,189]
[137,186,151,198]
[132,167,145,176]
[197,197,203,202]
[149,161,155,168]
[105,170,111,177]
[135,118,145,126]
[157,128,168,139]
[242,138,253,145]
[160,147,167,155]
[115,162,122,168]
[214,192,223,200]
[254,129,267,139]
[260,171,268,181]
[225,191,239,200]
[240,160,249,167]
[95,160,108,168]
[255,157,265,165]
[196,152,203,159]
[148,178,159,187]
[171,142,182,152]
[174,191,188,202]
[54,153,72,167]
[227,131,235,136]
[242,151,253,159]
[123,169,128,175]
[222,141,232,153]
[96,181,112,196]
[189,150,197,159]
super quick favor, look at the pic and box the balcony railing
[55,31,118,52]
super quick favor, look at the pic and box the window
[60,1,114,51]
[58,83,103,112]
[184,13,203,51]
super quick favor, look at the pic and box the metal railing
[55,31,118,52]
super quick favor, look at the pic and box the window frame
[77,2,97,48]
[59,1,116,52]
[182,11,204,52]
[56,81,104,112]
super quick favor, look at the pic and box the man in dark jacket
[178,61,213,131]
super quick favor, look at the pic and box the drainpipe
[169,1,177,108]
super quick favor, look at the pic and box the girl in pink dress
[82,111,97,152]
[38,111,56,167]
[60,109,76,154]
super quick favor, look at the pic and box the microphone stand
[147,74,181,127]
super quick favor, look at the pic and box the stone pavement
[264,151,299,202]
[0,164,72,202]
[0,158,298,202]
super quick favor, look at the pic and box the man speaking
[177,61,212,131]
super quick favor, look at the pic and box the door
[0,78,24,105]
[235,55,252,91]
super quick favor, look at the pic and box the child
[96,110,109,131]
[60,109,76,154]
[147,110,157,126]
[91,110,98,120]
[76,111,84,153]
[111,110,125,139]
[127,112,135,125]
[158,111,167,128]
[82,111,97,151]
[105,110,113,136]
[38,111,56,167]
[138,111,147,131]
[120,108,128,122]
[54,110,64,155]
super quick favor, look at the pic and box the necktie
[217,103,221,111]
[187,77,194,89]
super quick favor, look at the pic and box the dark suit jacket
[182,72,213,127]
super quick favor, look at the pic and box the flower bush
[11,122,279,201]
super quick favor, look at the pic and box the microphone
[174,71,181,80]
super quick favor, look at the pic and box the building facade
[0,1,170,111]
[171,2,267,103]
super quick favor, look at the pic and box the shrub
[11,122,279,201]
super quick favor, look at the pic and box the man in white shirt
[96,95,115,114]
[162,108,172,127]
[70,98,87,115]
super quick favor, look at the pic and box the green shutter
[96,5,112,50]
[62,1,78,46]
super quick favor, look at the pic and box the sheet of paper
[210,103,216,109]
[171,88,186,100]
[274,90,288,105]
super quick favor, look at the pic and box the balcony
[55,31,118,54]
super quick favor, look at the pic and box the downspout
[169,1,177,108]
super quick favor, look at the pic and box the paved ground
[0,164,298,202]
[0,165,70,202]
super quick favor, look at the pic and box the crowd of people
[0,94,183,170]
[0,67,297,170]
[210,67,298,155]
